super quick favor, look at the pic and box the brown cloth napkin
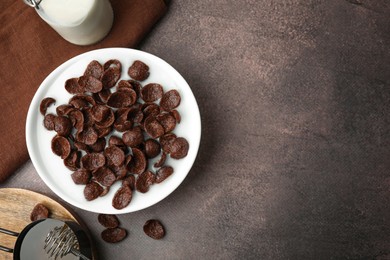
[0,0,167,182]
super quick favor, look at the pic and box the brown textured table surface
[2,0,390,259]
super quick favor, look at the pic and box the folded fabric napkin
[0,0,167,182]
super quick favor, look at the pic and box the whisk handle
[71,247,91,260]
[0,245,13,253]
[0,227,19,253]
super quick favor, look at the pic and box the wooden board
[0,188,79,260]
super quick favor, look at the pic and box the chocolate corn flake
[93,166,116,187]
[102,66,121,89]
[112,184,132,210]
[89,137,106,153]
[122,174,136,190]
[154,152,167,168]
[126,148,147,175]
[104,59,122,71]
[67,96,82,108]
[100,185,110,197]
[98,214,119,229]
[128,80,142,97]
[142,103,160,118]
[108,135,127,151]
[127,106,143,124]
[144,139,161,159]
[90,104,112,123]
[111,165,127,180]
[143,219,165,240]
[136,170,156,193]
[71,169,91,185]
[54,116,72,137]
[56,104,74,116]
[144,116,164,139]
[117,80,132,90]
[51,135,71,159]
[74,141,91,153]
[160,89,181,111]
[124,154,133,167]
[128,60,149,81]
[30,203,50,222]
[84,181,104,201]
[84,60,104,80]
[159,133,177,154]
[101,227,127,243]
[170,137,189,159]
[93,89,111,104]
[156,166,174,184]
[170,110,181,124]
[156,112,176,133]
[113,120,133,133]
[104,145,125,167]
[95,126,112,138]
[107,90,136,108]
[81,152,106,171]
[69,98,89,110]
[69,94,96,109]
[76,126,98,145]
[117,87,137,103]
[141,83,163,102]
[64,150,81,171]
[65,77,84,94]
[40,97,56,116]
[122,126,143,148]
[81,108,94,127]
[68,109,84,132]
[94,110,115,129]
[43,114,56,131]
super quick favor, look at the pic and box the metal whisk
[0,219,92,260]
[44,224,90,260]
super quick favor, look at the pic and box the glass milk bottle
[24,0,114,45]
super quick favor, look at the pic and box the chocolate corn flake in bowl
[26,48,201,214]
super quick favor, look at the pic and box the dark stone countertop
[2,0,390,259]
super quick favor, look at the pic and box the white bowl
[26,48,201,214]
